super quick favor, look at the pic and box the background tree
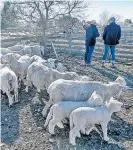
[1,1,18,29]
[99,10,109,27]
[12,0,90,47]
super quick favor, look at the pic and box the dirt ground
[1,52,133,150]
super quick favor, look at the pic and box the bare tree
[1,1,19,29]
[99,10,109,27]
[13,0,91,47]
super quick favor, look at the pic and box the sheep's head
[114,76,126,87]
[88,91,103,106]
[65,72,79,80]
[2,53,14,63]
[56,63,67,72]
[106,97,123,113]
[79,75,92,81]
[47,58,57,68]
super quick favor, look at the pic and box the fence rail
[1,28,133,63]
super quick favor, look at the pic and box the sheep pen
[1,46,133,150]
[1,15,133,150]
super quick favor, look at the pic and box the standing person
[82,20,100,65]
[102,17,121,68]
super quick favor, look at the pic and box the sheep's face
[89,91,103,106]
[107,97,123,112]
[2,54,13,63]
[114,76,126,87]
[80,75,91,81]
[47,59,57,69]
[56,63,67,72]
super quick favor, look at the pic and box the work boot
[102,62,105,67]
[111,63,116,68]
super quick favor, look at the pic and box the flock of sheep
[0,41,131,146]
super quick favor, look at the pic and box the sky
[0,0,133,22]
[86,1,133,22]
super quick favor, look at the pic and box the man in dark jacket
[83,20,100,64]
[102,17,121,68]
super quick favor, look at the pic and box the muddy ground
[1,51,133,150]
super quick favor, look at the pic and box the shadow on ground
[1,85,35,145]
[49,114,133,150]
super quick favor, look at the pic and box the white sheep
[78,75,92,81]
[25,62,48,92]
[19,55,31,62]
[23,45,44,57]
[112,76,126,87]
[8,44,24,52]
[0,67,18,107]
[1,53,21,64]
[47,58,57,69]
[29,55,47,65]
[3,53,30,84]
[56,63,67,72]
[0,63,11,69]
[69,97,123,145]
[1,48,12,55]
[29,56,58,69]
[25,62,79,93]
[44,91,103,135]
[42,78,127,117]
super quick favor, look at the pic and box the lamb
[12,45,44,57]
[25,62,79,93]
[0,67,18,107]
[69,97,123,145]
[3,53,30,84]
[44,91,103,135]
[42,78,127,117]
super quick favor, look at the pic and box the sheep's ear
[105,101,108,105]
[92,91,96,96]
[110,97,114,102]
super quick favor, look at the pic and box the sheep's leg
[56,121,64,129]
[25,74,30,92]
[44,108,53,128]
[101,122,109,141]
[69,127,80,146]
[37,88,41,93]
[48,119,58,135]
[80,128,86,134]
[14,87,18,103]
[18,76,21,87]
[85,125,94,135]
[6,91,14,107]
[42,100,53,117]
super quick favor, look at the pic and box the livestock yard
[1,1,133,150]
[1,25,133,150]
